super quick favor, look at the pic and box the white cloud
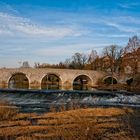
[118,2,140,9]
[108,16,140,25]
[34,43,110,57]
[95,33,129,38]
[0,12,82,38]
[1,3,140,67]
[105,21,140,33]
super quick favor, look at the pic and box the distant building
[21,61,30,68]
[122,48,140,74]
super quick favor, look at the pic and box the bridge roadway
[0,68,123,90]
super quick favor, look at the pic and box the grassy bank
[0,102,138,140]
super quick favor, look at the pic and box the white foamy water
[0,90,140,112]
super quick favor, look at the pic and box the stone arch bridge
[0,68,126,90]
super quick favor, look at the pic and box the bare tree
[122,36,140,75]
[64,58,71,68]
[103,45,121,90]
[71,53,87,69]
[103,45,121,73]
[88,50,99,70]
[88,50,98,63]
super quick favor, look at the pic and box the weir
[0,88,139,113]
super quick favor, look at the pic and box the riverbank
[0,102,138,140]
[97,83,140,93]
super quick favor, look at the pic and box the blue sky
[0,0,140,67]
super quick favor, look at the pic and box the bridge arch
[8,72,29,89]
[41,73,62,90]
[126,77,133,86]
[73,74,92,90]
[103,76,118,85]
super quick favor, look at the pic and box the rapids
[0,89,140,113]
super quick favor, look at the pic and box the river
[0,89,140,138]
[0,89,140,113]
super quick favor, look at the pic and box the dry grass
[0,102,138,140]
[0,101,18,121]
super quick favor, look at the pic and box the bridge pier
[62,80,73,90]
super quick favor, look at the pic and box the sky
[0,0,140,67]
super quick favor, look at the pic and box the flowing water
[0,89,140,137]
[0,89,140,113]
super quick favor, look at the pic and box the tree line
[34,35,140,75]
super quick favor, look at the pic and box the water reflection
[41,74,62,90]
[103,77,118,84]
[8,73,29,89]
[73,75,92,90]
